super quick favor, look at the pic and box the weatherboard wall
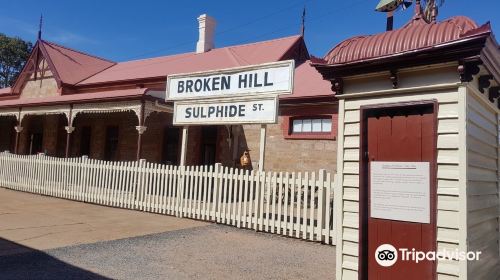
[335,64,467,280]
[465,83,500,280]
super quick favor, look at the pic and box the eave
[313,32,491,80]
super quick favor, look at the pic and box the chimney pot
[196,14,216,53]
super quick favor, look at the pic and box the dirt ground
[0,188,336,279]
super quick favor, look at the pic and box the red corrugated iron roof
[0,88,149,108]
[1,35,333,108]
[0,87,11,95]
[323,15,485,65]
[40,40,116,85]
[282,60,333,100]
[78,35,303,86]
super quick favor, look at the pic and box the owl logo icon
[375,244,398,267]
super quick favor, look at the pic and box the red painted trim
[11,41,40,94]
[281,105,338,140]
[38,42,63,89]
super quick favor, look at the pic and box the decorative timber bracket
[488,86,500,103]
[458,61,481,83]
[330,78,344,95]
[478,75,493,93]
[389,70,398,89]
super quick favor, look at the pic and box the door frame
[358,99,439,280]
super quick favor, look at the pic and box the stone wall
[10,104,338,174]
[18,114,65,156]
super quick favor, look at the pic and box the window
[291,118,332,133]
[281,106,337,140]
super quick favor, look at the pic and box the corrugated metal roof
[323,15,483,65]
[0,87,11,95]
[40,40,116,85]
[78,35,302,85]
[282,60,333,100]
[0,88,147,107]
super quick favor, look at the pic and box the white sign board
[167,60,294,101]
[173,96,278,125]
[370,161,430,224]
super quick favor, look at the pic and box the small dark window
[104,126,119,161]
[80,126,91,156]
[162,127,180,165]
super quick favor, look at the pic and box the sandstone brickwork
[11,104,337,173]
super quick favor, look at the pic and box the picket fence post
[0,153,337,246]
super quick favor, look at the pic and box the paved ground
[0,188,336,279]
[0,188,205,255]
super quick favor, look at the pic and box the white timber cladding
[337,77,465,279]
[341,90,462,279]
[465,85,500,280]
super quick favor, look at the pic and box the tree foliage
[0,34,33,88]
[420,0,445,22]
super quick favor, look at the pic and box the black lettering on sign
[264,72,273,86]
[238,74,247,89]
[212,77,220,91]
[192,107,200,118]
[221,76,231,90]
[253,73,262,87]
[177,81,185,93]
[208,106,215,117]
[185,108,192,118]
[216,106,223,117]
[229,105,237,117]
[186,80,194,93]
[203,78,211,91]
[239,105,245,117]
[194,80,202,92]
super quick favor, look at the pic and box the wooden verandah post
[135,100,147,161]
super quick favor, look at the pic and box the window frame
[283,114,336,140]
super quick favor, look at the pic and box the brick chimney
[196,14,216,53]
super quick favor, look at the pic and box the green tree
[0,34,33,88]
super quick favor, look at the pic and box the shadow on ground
[0,238,110,280]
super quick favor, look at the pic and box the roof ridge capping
[112,34,303,64]
[41,39,116,63]
[321,15,491,65]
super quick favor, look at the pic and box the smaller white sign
[167,60,294,101]
[370,161,430,224]
[173,96,278,125]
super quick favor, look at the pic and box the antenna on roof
[37,14,43,40]
[375,0,412,31]
[300,6,306,37]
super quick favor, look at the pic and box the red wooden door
[362,104,437,280]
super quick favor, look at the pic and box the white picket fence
[0,152,336,245]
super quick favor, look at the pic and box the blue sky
[0,0,498,62]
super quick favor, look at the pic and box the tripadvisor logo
[375,244,398,267]
[375,244,482,267]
